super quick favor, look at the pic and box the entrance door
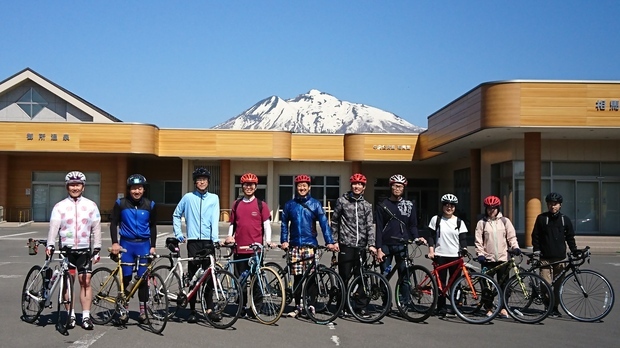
[575,181,598,232]
[32,184,66,222]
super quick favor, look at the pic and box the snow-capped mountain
[212,89,425,134]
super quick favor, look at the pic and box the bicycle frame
[279,246,325,299]
[525,248,589,288]
[430,255,478,300]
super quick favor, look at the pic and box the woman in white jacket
[474,195,521,318]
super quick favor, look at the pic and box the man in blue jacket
[281,174,337,317]
[110,174,157,325]
[173,167,220,323]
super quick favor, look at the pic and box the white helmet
[65,171,86,185]
[389,174,408,186]
[441,193,458,205]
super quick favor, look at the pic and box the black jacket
[531,212,577,259]
[375,198,418,248]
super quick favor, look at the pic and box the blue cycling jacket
[173,190,220,242]
[110,197,157,246]
[281,195,334,247]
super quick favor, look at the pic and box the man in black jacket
[531,192,578,318]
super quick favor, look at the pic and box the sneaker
[241,307,255,319]
[287,307,302,318]
[207,311,222,322]
[187,311,198,323]
[549,309,562,318]
[118,312,129,324]
[340,310,351,318]
[499,309,509,319]
[138,312,149,324]
[356,309,371,319]
[68,316,76,329]
[81,317,94,330]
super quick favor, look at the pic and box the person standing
[280,174,337,317]
[532,192,578,318]
[224,172,273,316]
[46,171,102,330]
[109,174,157,324]
[427,193,468,316]
[173,167,221,323]
[474,195,520,318]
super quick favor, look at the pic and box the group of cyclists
[38,167,580,332]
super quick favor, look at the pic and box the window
[277,175,340,220]
[18,88,48,118]
[150,181,182,204]
[234,175,267,200]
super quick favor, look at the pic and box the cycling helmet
[545,192,563,203]
[389,174,408,186]
[484,195,501,208]
[127,174,147,187]
[441,193,459,205]
[192,167,211,181]
[294,174,312,184]
[350,173,367,185]
[65,171,86,185]
[240,172,259,184]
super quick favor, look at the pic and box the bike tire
[90,267,119,325]
[303,267,345,324]
[396,265,437,323]
[265,262,292,306]
[560,269,615,322]
[153,265,183,319]
[145,272,169,334]
[202,269,243,329]
[451,272,502,324]
[21,265,45,323]
[56,271,74,335]
[250,266,285,325]
[503,272,553,324]
[347,270,391,323]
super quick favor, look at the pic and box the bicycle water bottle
[190,268,204,286]
[49,269,59,288]
[383,264,392,276]
[240,270,250,283]
[126,275,139,293]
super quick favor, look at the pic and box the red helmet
[294,174,311,184]
[484,195,501,208]
[240,173,258,184]
[350,173,367,185]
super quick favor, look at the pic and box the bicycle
[422,248,503,324]
[218,243,285,324]
[523,246,615,322]
[89,247,169,334]
[371,238,437,323]
[21,239,78,335]
[479,249,553,324]
[265,245,345,324]
[151,241,243,329]
[334,246,391,323]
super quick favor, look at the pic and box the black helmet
[127,174,147,187]
[192,167,211,181]
[545,192,563,203]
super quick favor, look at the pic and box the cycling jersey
[47,196,102,250]
[173,190,220,242]
[110,197,157,246]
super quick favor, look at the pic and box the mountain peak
[212,91,426,134]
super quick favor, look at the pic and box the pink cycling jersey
[47,196,102,250]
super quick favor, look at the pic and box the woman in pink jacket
[474,195,521,318]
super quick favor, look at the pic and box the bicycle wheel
[250,266,285,325]
[265,262,292,305]
[145,272,169,334]
[202,269,243,329]
[396,265,437,323]
[451,272,502,324]
[153,265,183,319]
[90,267,119,325]
[56,272,74,334]
[560,269,615,322]
[503,272,553,324]
[347,270,391,323]
[303,267,345,324]
[21,265,45,323]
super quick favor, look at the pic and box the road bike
[21,239,78,335]
[478,249,553,324]
[265,245,345,324]
[523,246,614,322]
[89,247,169,334]
[218,243,285,324]
[422,249,503,324]
[152,241,243,329]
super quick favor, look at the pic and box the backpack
[545,214,567,233]
[231,198,266,237]
[434,214,462,239]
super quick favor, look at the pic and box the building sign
[26,133,70,141]
[373,144,411,150]
[595,100,619,111]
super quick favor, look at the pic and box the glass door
[601,182,620,234]
[575,181,598,233]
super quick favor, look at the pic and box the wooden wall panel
[291,135,344,161]
[344,134,417,161]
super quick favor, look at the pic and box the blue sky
[2,1,619,129]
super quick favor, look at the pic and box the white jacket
[47,196,102,250]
